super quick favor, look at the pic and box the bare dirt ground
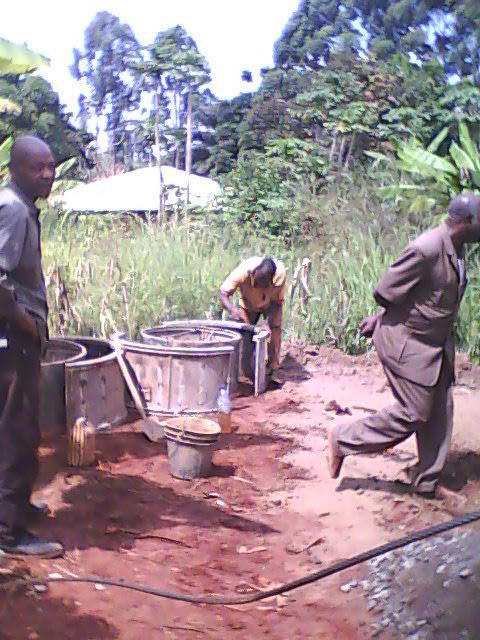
[2,345,480,640]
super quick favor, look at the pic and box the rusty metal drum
[40,338,87,433]
[142,320,269,395]
[141,324,242,391]
[64,336,128,432]
[117,335,234,417]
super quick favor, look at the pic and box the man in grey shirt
[0,136,63,558]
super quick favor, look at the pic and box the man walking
[0,135,63,557]
[220,256,286,379]
[328,193,480,496]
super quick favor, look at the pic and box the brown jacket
[373,223,467,386]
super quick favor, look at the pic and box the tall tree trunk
[174,90,180,170]
[95,123,101,178]
[154,89,165,223]
[337,136,347,171]
[329,131,337,164]
[344,132,356,170]
[185,90,193,205]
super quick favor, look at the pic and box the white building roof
[62,166,221,212]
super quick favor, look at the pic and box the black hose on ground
[10,509,480,605]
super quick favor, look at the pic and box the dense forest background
[2,1,480,356]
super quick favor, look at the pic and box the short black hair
[448,192,480,223]
[255,257,277,278]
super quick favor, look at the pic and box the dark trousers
[0,328,41,534]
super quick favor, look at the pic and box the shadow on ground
[441,451,480,491]
[336,475,413,496]
[219,432,293,451]
[36,469,278,553]
[336,451,480,498]
[0,576,118,640]
[37,430,166,491]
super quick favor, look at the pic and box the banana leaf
[378,184,425,198]
[449,142,476,172]
[427,127,449,154]
[0,136,13,166]
[364,150,392,169]
[398,145,457,177]
[55,157,78,178]
[458,121,480,171]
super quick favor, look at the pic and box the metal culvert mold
[141,324,242,392]
[63,336,128,433]
[141,320,269,395]
[115,332,234,418]
[40,338,87,433]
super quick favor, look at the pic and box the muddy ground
[1,345,480,639]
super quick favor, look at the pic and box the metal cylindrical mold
[118,337,234,417]
[141,324,242,392]
[64,336,128,432]
[40,338,87,433]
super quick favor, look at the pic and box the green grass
[41,209,403,350]
[41,197,480,361]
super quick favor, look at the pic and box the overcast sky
[2,0,299,120]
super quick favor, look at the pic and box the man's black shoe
[0,530,63,559]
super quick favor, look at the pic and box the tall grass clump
[43,214,238,338]
[41,205,407,354]
[289,232,406,353]
[41,167,480,362]
[456,249,480,360]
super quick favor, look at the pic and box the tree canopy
[274,0,480,83]
[0,72,91,163]
[72,11,142,163]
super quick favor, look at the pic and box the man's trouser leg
[412,366,453,493]
[235,309,260,381]
[0,331,41,536]
[236,306,283,374]
[332,361,452,493]
[264,304,282,371]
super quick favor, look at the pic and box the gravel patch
[357,529,480,639]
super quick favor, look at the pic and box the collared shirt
[220,256,287,312]
[0,181,48,324]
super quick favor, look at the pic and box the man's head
[9,135,55,201]
[252,257,277,288]
[447,192,480,243]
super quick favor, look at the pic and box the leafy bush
[371,121,480,213]
[217,137,327,242]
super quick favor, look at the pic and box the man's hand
[220,291,244,322]
[359,315,378,338]
[230,307,244,322]
[0,286,39,344]
[14,309,39,344]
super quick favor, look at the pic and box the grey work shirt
[0,181,48,326]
